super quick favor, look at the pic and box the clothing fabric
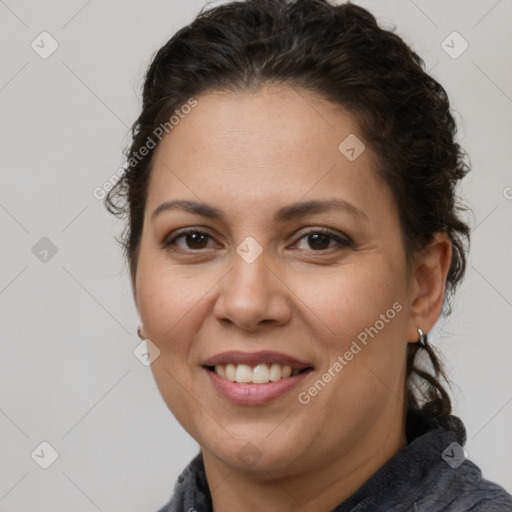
[156,409,512,511]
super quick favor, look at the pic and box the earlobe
[137,323,146,340]
[406,233,452,342]
[132,275,145,338]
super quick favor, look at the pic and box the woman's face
[134,84,420,476]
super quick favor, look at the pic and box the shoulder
[415,458,512,511]
[399,411,512,511]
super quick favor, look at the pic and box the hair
[105,0,471,422]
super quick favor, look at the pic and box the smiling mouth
[205,363,314,384]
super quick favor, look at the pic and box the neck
[202,406,408,512]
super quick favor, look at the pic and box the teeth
[269,363,282,382]
[252,364,270,384]
[225,363,236,382]
[235,364,252,383]
[214,363,301,384]
[216,365,225,378]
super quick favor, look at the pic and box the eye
[162,228,351,253]
[292,229,351,252]
[162,229,215,251]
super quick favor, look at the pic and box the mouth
[204,363,313,384]
[201,350,314,404]
[202,350,314,384]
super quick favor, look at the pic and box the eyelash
[162,228,352,253]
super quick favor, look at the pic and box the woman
[105,0,512,510]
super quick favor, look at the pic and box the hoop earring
[417,328,427,348]
[137,324,145,340]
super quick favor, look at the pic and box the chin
[202,429,310,476]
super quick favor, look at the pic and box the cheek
[296,259,409,400]
[292,260,406,342]
[135,252,200,350]
[310,264,408,401]
[137,281,201,354]
[136,262,212,430]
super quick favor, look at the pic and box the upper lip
[202,350,314,370]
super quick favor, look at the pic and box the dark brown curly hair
[105,0,471,422]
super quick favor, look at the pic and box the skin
[133,84,452,512]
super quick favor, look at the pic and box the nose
[212,250,292,332]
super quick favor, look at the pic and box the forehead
[145,84,393,223]
[154,84,369,169]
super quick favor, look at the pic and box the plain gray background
[1,0,511,510]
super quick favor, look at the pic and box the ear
[406,232,452,343]
[131,270,147,339]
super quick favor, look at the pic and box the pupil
[309,233,329,250]
[187,233,207,249]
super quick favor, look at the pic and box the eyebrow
[151,198,370,223]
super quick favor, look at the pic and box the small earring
[417,328,427,348]
[137,324,145,340]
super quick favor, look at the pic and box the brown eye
[182,232,210,249]
[306,233,331,250]
[293,229,351,252]
[163,230,214,251]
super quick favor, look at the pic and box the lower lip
[205,368,312,405]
